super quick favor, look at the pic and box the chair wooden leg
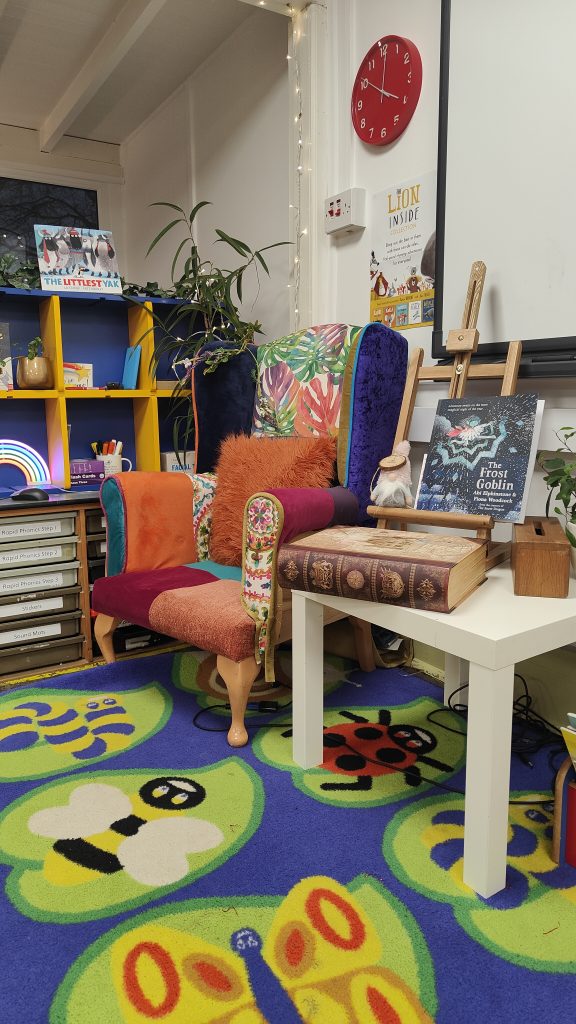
[94,614,120,663]
[349,616,376,672]
[216,654,260,748]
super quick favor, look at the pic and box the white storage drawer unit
[0,610,82,648]
[0,587,81,621]
[0,536,79,569]
[0,511,76,544]
[0,562,80,597]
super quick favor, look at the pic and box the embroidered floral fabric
[252,323,359,437]
[192,473,217,561]
[241,494,283,677]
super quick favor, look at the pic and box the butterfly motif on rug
[110,876,434,1023]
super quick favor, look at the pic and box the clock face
[351,36,422,145]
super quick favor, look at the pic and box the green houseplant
[16,335,54,389]
[138,201,288,456]
[539,427,576,560]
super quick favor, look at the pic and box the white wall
[317,0,441,352]
[121,10,290,343]
[191,11,290,343]
[121,85,192,288]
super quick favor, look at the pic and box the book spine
[278,547,451,612]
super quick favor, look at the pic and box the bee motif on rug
[27,776,224,888]
[0,694,136,760]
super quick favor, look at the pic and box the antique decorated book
[278,526,486,613]
[415,393,544,522]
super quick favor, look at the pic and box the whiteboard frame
[431,0,576,368]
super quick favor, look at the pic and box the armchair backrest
[192,322,407,521]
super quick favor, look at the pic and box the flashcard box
[70,459,105,485]
[160,451,195,473]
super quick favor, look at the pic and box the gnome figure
[370,439,414,508]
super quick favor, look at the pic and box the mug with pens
[91,439,133,476]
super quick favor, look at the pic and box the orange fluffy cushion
[209,434,337,566]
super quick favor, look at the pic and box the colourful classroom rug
[0,649,574,1023]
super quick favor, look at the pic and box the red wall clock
[351,36,423,145]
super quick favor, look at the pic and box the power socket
[324,188,366,235]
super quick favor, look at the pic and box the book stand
[368,261,523,568]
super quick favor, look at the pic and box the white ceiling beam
[39,0,167,153]
[236,0,307,15]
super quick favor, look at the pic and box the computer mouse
[11,487,50,502]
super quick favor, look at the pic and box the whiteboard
[440,0,576,353]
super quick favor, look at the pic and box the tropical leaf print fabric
[252,324,358,437]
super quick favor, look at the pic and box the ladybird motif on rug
[50,874,437,1023]
[384,792,576,972]
[0,759,263,922]
[0,684,172,781]
[253,698,466,806]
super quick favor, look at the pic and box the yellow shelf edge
[0,390,59,399]
[63,389,152,399]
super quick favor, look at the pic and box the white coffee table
[290,566,576,897]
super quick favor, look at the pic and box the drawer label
[0,546,63,566]
[100,541,107,554]
[0,571,66,593]
[0,622,62,645]
[0,596,64,619]
[0,520,64,540]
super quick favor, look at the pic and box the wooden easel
[368,261,522,568]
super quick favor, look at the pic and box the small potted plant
[539,426,576,571]
[16,336,54,389]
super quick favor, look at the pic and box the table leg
[463,662,515,897]
[444,653,469,708]
[292,592,325,768]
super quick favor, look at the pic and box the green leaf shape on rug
[0,759,263,923]
[385,791,576,972]
[0,683,172,781]
[51,873,437,1023]
[172,649,349,717]
[253,697,465,807]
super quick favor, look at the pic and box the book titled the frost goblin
[415,393,544,522]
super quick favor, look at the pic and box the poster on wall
[370,171,436,330]
[34,225,122,294]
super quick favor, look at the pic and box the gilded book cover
[278,527,486,613]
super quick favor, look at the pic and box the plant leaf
[214,229,252,257]
[146,219,183,257]
[149,202,186,214]
[189,200,211,224]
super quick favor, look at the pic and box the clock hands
[363,79,399,100]
[380,45,388,103]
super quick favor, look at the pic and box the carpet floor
[0,648,574,1023]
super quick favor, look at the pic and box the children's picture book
[34,225,122,294]
[415,393,544,522]
[0,323,14,391]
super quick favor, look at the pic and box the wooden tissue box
[512,517,571,598]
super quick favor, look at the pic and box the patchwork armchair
[92,322,407,747]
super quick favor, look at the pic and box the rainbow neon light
[0,439,51,484]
